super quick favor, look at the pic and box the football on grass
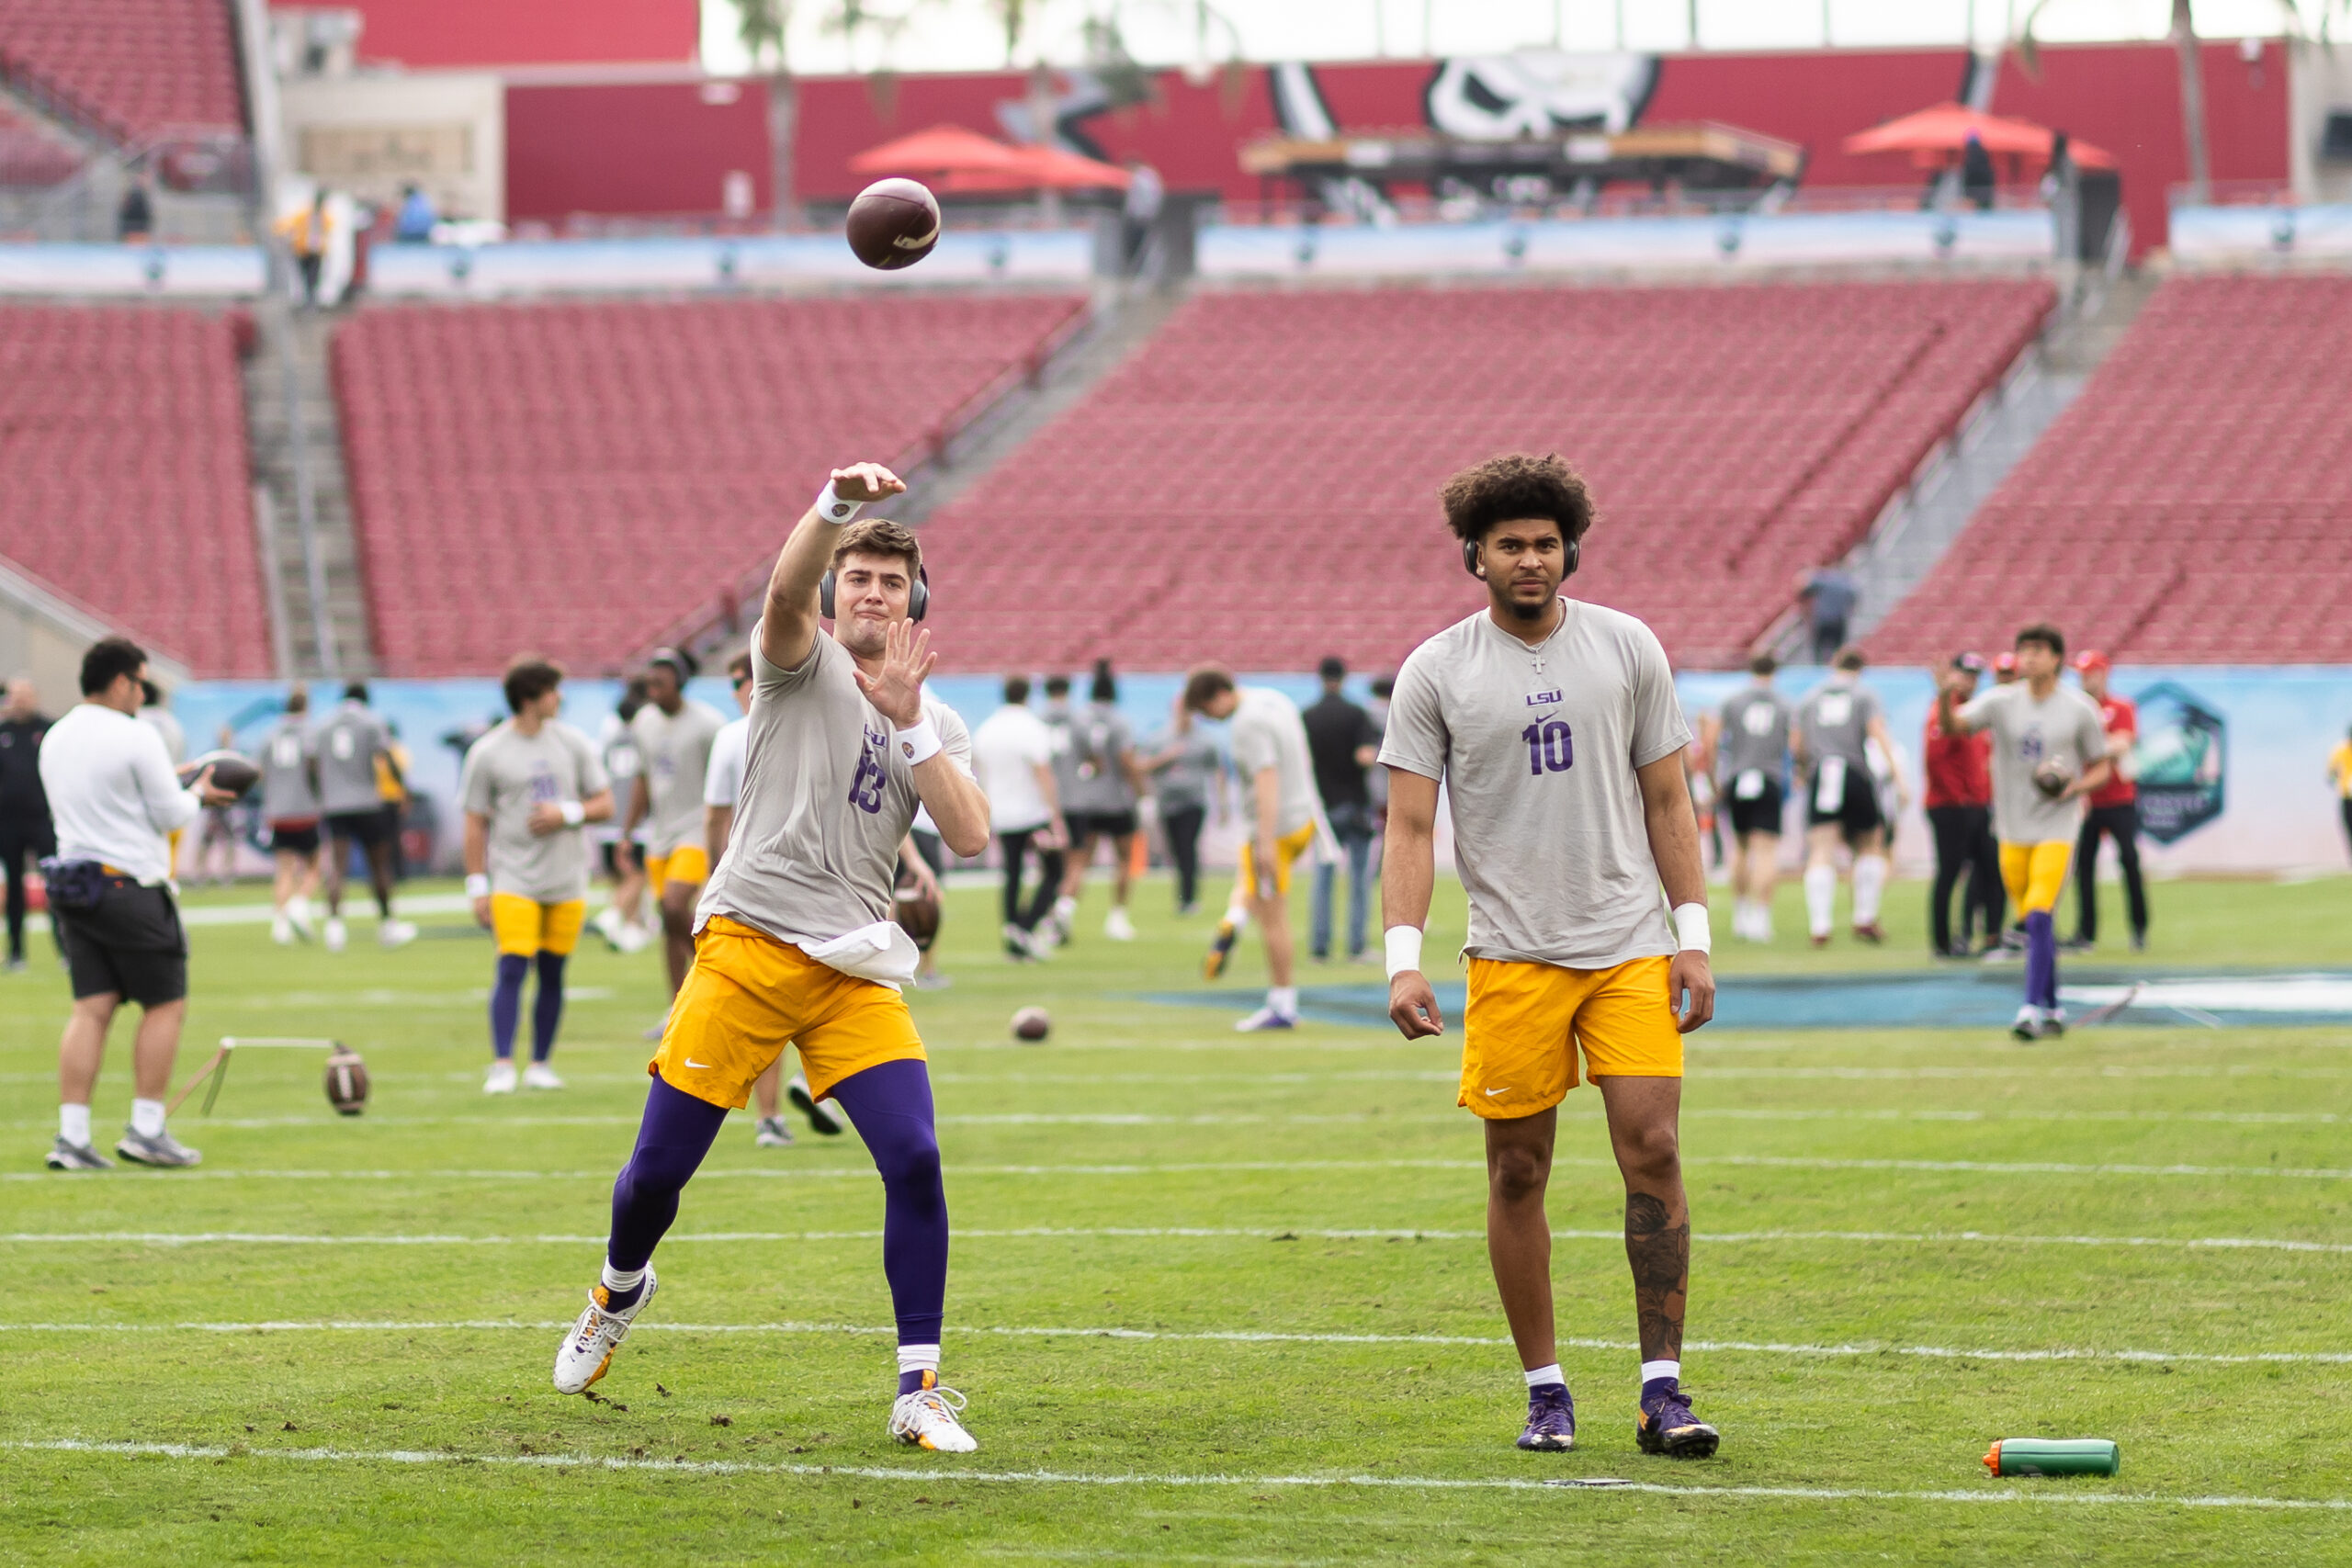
[1012,1007,1051,1043]
[845,178,941,270]
[324,1045,369,1116]
[177,749,260,798]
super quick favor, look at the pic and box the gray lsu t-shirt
[257,716,319,822]
[1229,687,1321,839]
[1715,686,1792,792]
[1381,600,1691,970]
[1793,678,1881,777]
[1065,702,1136,814]
[313,700,392,815]
[630,698,728,858]
[459,719,608,903]
[695,625,973,951]
[1957,681,2111,845]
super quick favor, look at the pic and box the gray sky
[700,0,2327,76]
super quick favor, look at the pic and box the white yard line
[4,1438,2344,1511]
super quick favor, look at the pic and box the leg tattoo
[1624,1191,1690,1362]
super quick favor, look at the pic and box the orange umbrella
[849,124,1028,176]
[849,124,1129,190]
[936,144,1131,193]
[1844,103,2116,171]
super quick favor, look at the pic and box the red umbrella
[850,123,1129,191]
[936,144,1131,193]
[1844,103,2116,172]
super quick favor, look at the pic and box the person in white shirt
[969,675,1066,959]
[39,637,235,1171]
[1186,666,1326,1031]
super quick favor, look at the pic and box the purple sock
[1642,1375,1679,1406]
[530,951,567,1063]
[898,1370,932,1396]
[829,1059,948,1348]
[2024,909,2058,1010]
[605,1074,729,1283]
[489,953,528,1060]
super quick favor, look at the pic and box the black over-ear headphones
[1463,533,1580,581]
[820,564,930,622]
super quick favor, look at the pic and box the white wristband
[815,479,864,525]
[1384,924,1425,979]
[465,874,490,900]
[894,717,942,768]
[1672,901,1712,954]
[559,800,584,827]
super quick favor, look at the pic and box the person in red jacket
[1924,654,2002,957]
[2069,651,2146,951]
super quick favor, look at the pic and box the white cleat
[271,915,295,946]
[553,1269,657,1394]
[522,1063,564,1090]
[1235,1006,1298,1033]
[322,917,347,953]
[888,1374,978,1452]
[484,1060,518,1094]
[379,919,418,949]
[592,906,626,952]
[616,921,653,954]
[787,1074,847,1135]
[753,1115,796,1148]
[1103,906,1136,942]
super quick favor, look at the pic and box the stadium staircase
[1867,273,2352,666]
[243,298,372,678]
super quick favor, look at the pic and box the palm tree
[728,0,798,229]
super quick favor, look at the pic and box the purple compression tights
[491,952,570,1062]
[2023,909,2058,1010]
[606,1060,946,1344]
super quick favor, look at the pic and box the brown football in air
[324,1045,369,1116]
[845,178,941,270]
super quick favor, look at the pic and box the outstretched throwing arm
[760,462,908,672]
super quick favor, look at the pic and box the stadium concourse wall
[159,665,2352,879]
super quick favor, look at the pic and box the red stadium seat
[0,0,243,143]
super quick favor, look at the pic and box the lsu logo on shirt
[847,723,889,814]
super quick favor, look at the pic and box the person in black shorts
[1792,648,1906,947]
[1707,655,1793,943]
[1,676,57,971]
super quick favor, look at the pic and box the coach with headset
[39,636,236,1171]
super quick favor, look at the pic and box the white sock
[130,1099,165,1139]
[290,894,310,923]
[600,1260,646,1294]
[1523,1362,1565,1389]
[1804,863,1835,936]
[1853,854,1888,925]
[60,1103,92,1145]
[1641,1359,1680,1386]
[898,1342,941,1384]
[1268,986,1298,1017]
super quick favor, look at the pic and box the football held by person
[554,462,990,1455]
[1380,453,1719,1460]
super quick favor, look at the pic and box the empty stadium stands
[0,304,269,674]
[1870,275,2352,666]
[0,0,244,144]
[916,279,2052,674]
[333,293,1088,676]
[0,97,78,186]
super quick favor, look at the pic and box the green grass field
[3,872,2348,1564]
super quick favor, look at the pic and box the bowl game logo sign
[2128,682,2225,844]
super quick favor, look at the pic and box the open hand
[831,462,907,505]
[1389,971,1444,1039]
[852,618,937,729]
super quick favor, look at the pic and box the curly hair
[1438,451,1595,548]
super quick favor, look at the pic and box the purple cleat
[1517,1383,1577,1451]
[1635,1384,1720,1459]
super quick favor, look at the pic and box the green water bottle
[1983,1438,2121,1476]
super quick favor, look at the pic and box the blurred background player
[136,678,186,877]
[1036,673,1079,945]
[1710,654,1792,943]
[2332,724,2352,865]
[904,817,948,987]
[591,675,653,953]
[556,463,990,1456]
[315,682,416,952]
[462,658,613,1093]
[703,652,848,1148]
[1792,648,1905,946]
[971,675,1064,959]
[258,683,322,945]
[1936,624,2111,1040]
[1381,451,1718,1460]
[1,675,55,973]
[2069,650,2148,953]
[1187,664,1324,1031]
[1303,655,1380,965]
[1054,659,1143,942]
[1924,654,2004,958]
[628,648,727,1028]
[1145,686,1223,917]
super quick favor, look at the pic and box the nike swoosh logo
[1484,1087,1510,1097]
[684,1058,712,1069]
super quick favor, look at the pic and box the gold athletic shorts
[1236,821,1317,899]
[1999,840,2073,916]
[1459,955,1683,1120]
[649,915,924,1109]
[491,894,586,957]
[645,843,710,898]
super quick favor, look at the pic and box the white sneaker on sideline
[484,1060,518,1095]
[379,919,418,949]
[1235,1006,1298,1033]
[522,1063,564,1090]
[888,1375,978,1452]
[754,1115,795,1148]
[271,915,295,946]
[553,1269,657,1394]
[322,917,347,953]
[1104,906,1136,942]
